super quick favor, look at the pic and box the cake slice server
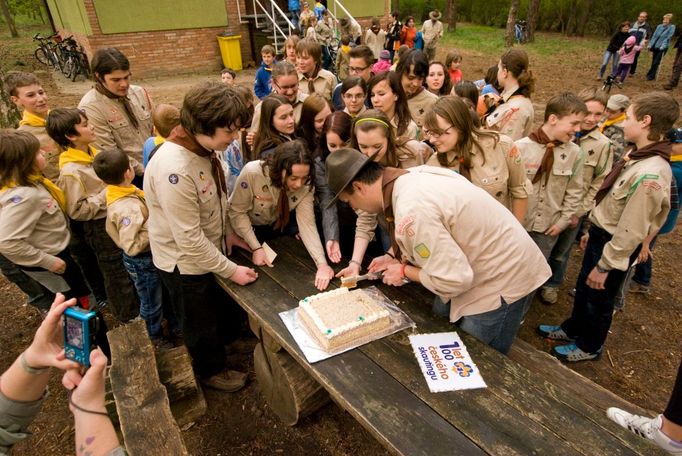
[340,271,383,289]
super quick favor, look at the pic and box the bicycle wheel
[63,57,76,80]
[34,47,50,66]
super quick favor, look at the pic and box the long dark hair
[90,47,129,79]
[368,71,411,137]
[264,140,315,230]
[427,61,452,96]
[318,111,353,160]
[252,94,294,160]
[297,93,331,154]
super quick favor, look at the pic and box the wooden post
[107,320,189,455]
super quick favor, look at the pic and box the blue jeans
[546,218,584,288]
[290,9,300,30]
[442,294,531,355]
[561,226,639,353]
[599,50,620,78]
[122,253,163,338]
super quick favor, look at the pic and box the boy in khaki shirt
[539,92,677,362]
[47,108,139,322]
[541,88,613,304]
[516,93,586,276]
[93,149,164,343]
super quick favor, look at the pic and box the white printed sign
[409,332,487,393]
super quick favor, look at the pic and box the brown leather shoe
[200,370,248,392]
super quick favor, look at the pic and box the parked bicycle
[515,20,528,44]
[59,36,90,82]
[33,33,62,70]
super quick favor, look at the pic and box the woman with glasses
[341,76,368,118]
[368,71,418,140]
[424,96,530,223]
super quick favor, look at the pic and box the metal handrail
[330,0,357,30]
[253,0,290,52]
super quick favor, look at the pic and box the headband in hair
[355,117,390,129]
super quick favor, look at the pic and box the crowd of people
[1,6,682,455]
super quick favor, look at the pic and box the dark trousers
[630,50,642,74]
[561,226,639,353]
[647,49,667,80]
[633,235,658,286]
[668,47,682,87]
[69,220,107,302]
[158,268,242,378]
[614,63,633,82]
[665,357,682,425]
[0,253,54,311]
[79,218,139,322]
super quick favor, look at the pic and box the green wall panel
[327,0,385,19]
[46,0,92,35]
[91,0,228,34]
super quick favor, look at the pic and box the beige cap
[607,94,630,111]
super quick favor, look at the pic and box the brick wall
[55,0,254,79]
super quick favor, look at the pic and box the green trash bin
[217,34,243,71]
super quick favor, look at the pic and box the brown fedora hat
[325,148,377,208]
[429,10,442,20]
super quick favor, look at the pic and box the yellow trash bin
[217,34,243,71]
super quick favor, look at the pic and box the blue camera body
[63,306,98,367]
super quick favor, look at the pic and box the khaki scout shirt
[591,155,671,271]
[486,85,535,141]
[516,137,584,232]
[421,20,443,48]
[229,160,327,266]
[79,85,153,173]
[364,29,387,59]
[144,141,237,278]
[576,129,613,218]
[0,185,69,269]
[298,68,337,102]
[390,116,419,141]
[392,166,551,322]
[105,192,150,257]
[57,162,107,221]
[426,134,531,211]
[407,88,438,128]
[250,92,308,134]
[17,124,60,181]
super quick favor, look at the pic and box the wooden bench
[217,236,665,455]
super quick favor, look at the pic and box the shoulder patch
[9,195,22,204]
[396,216,415,237]
[121,217,131,226]
[168,174,179,184]
[414,243,431,259]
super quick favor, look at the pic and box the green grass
[0,23,54,71]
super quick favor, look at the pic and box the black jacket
[607,31,630,53]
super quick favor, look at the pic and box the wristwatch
[596,265,610,274]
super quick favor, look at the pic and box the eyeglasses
[349,65,369,74]
[343,93,366,101]
[423,126,453,139]
[274,81,299,93]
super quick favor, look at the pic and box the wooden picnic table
[216,236,665,456]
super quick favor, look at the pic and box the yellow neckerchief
[19,110,47,127]
[153,135,165,146]
[341,44,351,54]
[58,146,97,169]
[106,184,144,206]
[671,154,682,163]
[0,174,66,211]
[600,113,626,133]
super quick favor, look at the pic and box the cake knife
[340,271,383,289]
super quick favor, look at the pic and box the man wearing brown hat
[326,149,550,354]
[422,10,444,61]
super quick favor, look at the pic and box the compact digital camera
[63,306,98,367]
[667,127,682,144]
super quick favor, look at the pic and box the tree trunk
[526,0,540,42]
[0,70,21,128]
[445,0,457,33]
[575,0,593,37]
[0,0,18,38]
[504,0,519,48]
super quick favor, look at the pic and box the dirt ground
[1,25,681,456]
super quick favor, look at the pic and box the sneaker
[616,81,624,89]
[607,409,682,455]
[552,343,601,362]
[537,325,574,342]
[200,369,248,392]
[540,287,558,305]
[629,283,650,294]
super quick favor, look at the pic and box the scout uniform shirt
[0,182,69,269]
[406,88,438,128]
[18,111,60,181]
[391,166,551,322]
[486,84,535,141]
[79,85,153,174]
[390,116,419,141]
[575,129,613,218]
[298,68,337,102]
[250,92,308,134]
[516,138,584,232]
[591,155,672,272]
[104,185,150,257]
[144,140,238,278]
[57,146,107,221]
[229,160,327,266]
[426,134,531,211]
[421,20,443,49]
